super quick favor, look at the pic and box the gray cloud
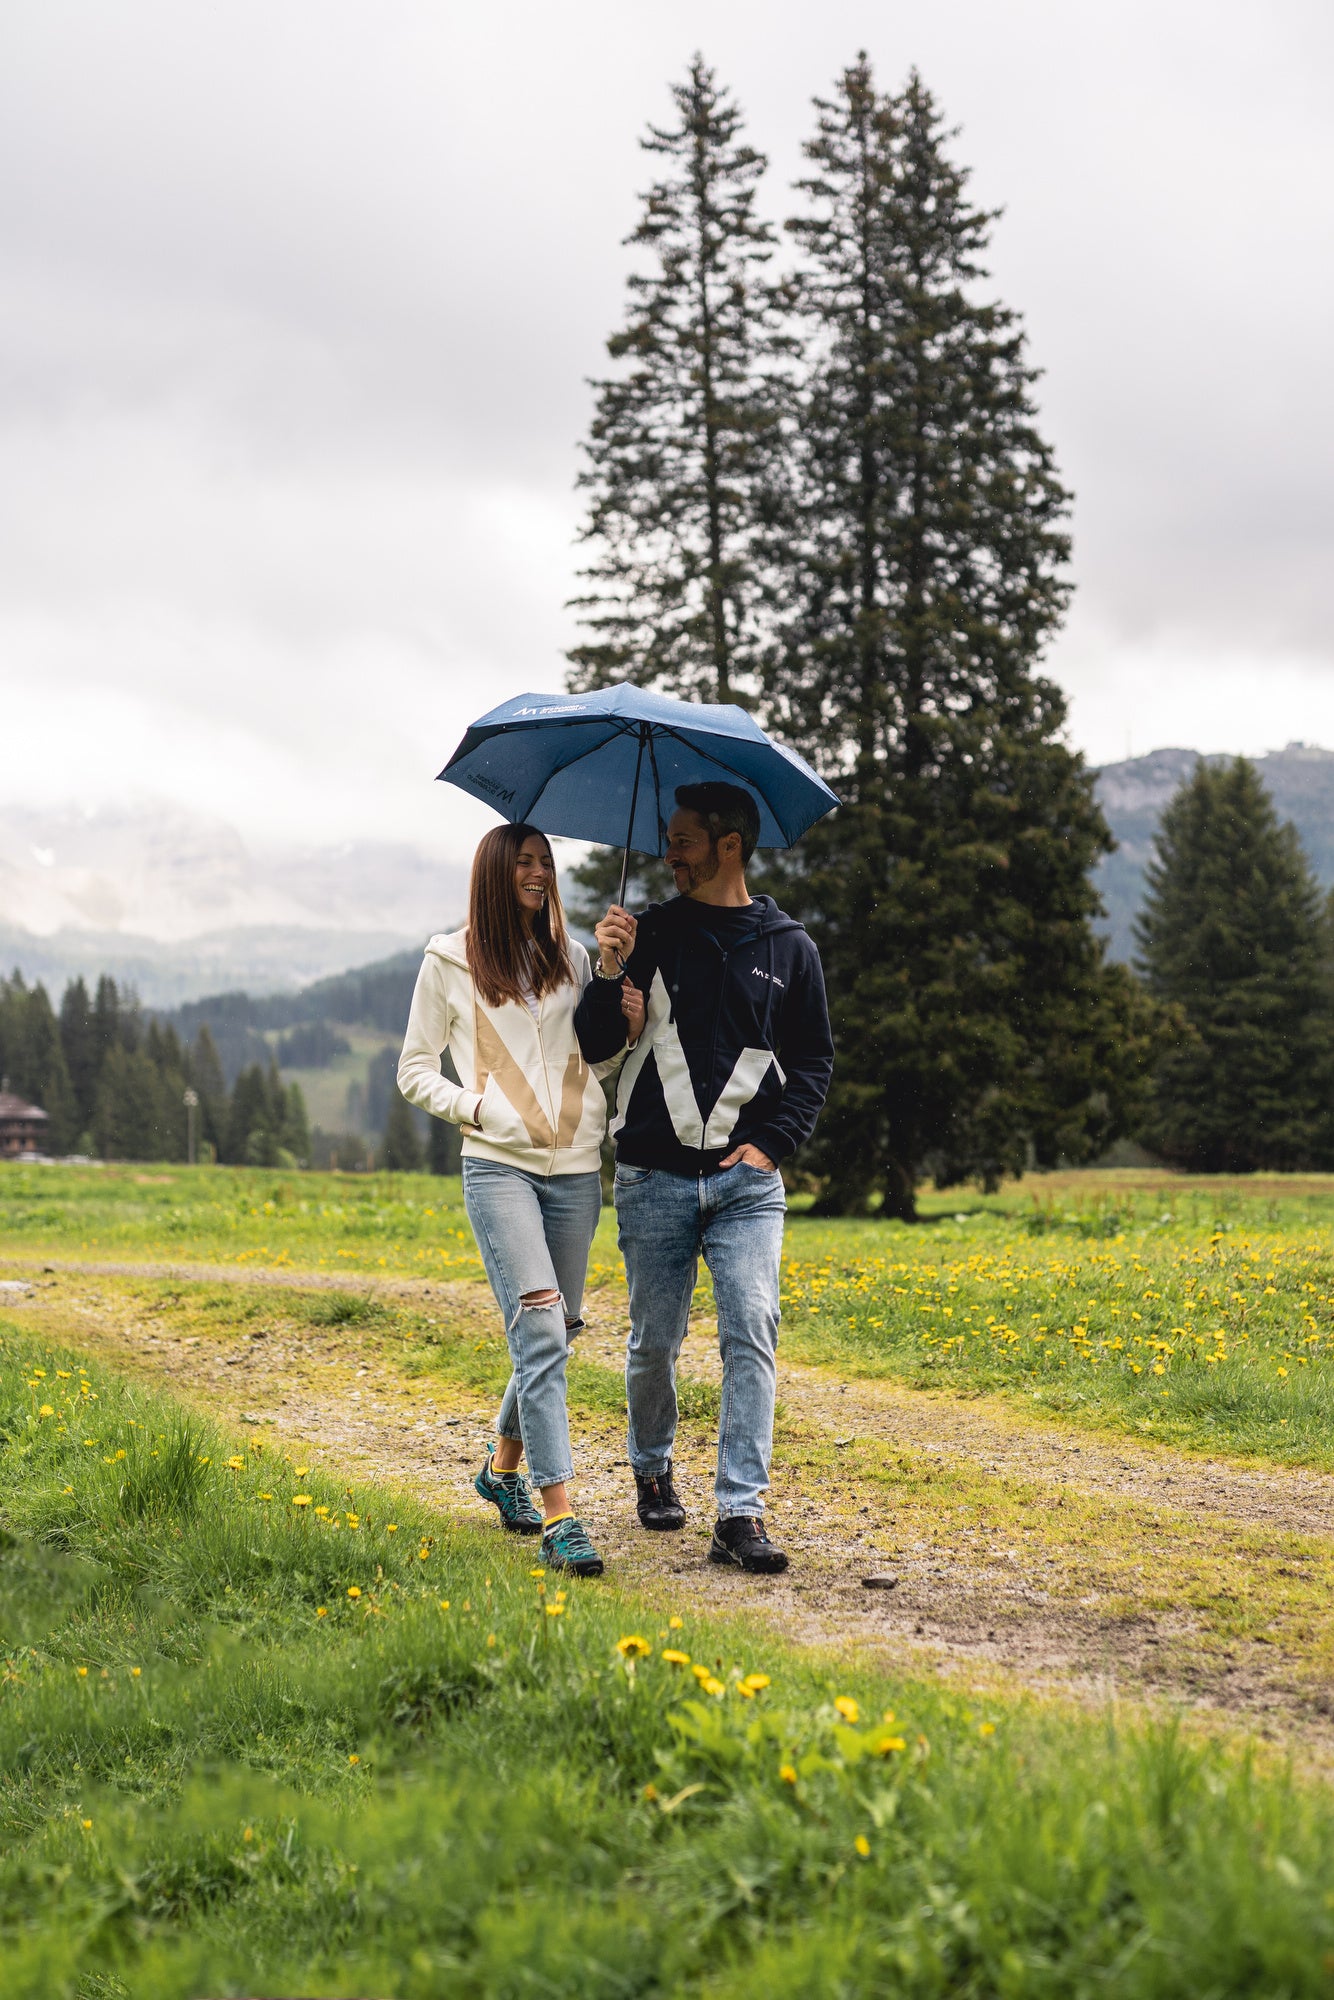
[3,0,1332,860]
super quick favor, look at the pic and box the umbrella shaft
[617,725,647,909]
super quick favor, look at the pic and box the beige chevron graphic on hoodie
[474,1005,591,1150]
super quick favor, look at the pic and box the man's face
[665,809,720,895]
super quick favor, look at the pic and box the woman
[397,823,642,1577]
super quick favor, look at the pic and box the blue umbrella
[439,682,839,902]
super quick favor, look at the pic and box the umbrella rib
[645,728,667,851]
[648,722,798,841]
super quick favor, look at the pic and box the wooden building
[0,1089,50,1159]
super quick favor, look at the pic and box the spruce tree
[186,1025,229,1160]
[568,54,789,707]
[768,62,1151,1216]
[281,1082,311,1167]
[225,1065,273,1166]
[381,1089,424,1173]
[93,1045,160,1160]
[59,977,99,1136]
[1135,758,1332,1170]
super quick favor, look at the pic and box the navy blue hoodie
[573,893,833,1177]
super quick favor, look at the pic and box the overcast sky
[3,0,1332,864]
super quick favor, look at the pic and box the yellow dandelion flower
[643,1782,659,1801]
[854,1834,871,1859]
[292,1494,312,1507]
[38,1403,54,1418]
[438,1600,451,1611]
[669,1615,684,1630]
[347,1585,362,1599]
[616,1634,651,1658]
[130,1667,141,1678]
[386,1523,398,1533]
[701,1675,726,1697]
[348,1753,360,1765]
[81,1818,93,1831]
[256,1492,273,1501]
[834,1696,860,1723]
[545,1603,564,1617]
[979,1721,996,1737]
[77,1666,88,1678]
[876,1735,907,1755]
[661,1649,691,1666]
[529,1567,547,1579]
[316,1606,328,1618]
[779,1764,797,1785]
[226,1456,245,1470]
[295,1465,309,1477]
[741,1673,771,1693]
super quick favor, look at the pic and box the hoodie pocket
[471,1074,531,1150]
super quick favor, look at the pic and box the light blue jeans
[613,1161,787,1519]
[462,1159,602,1489]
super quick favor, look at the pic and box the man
[574,781,833,1574]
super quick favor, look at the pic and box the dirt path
[8,1254,1334,1759]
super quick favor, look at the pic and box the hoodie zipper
[534,990,559,1173]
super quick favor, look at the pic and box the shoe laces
[729,1516,770,1544]
[544,1516,598,1562]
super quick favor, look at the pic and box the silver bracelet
[593,960,624,981]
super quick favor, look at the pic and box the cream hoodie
[396,928,615,1176]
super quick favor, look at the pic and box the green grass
[780,1202,1334,1469]
[10,1163,1334,1466]
[4,1321,1334,1995]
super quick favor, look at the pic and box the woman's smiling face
[513,834,555,922]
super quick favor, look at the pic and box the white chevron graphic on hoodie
[611,969,785,1150]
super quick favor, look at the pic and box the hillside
[1093,742,1334,960]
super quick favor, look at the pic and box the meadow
[7,1162,1334,1994]
[8,1162,1334,1467]
[4,1315,1334,1999]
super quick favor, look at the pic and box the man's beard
[675,845,719,895]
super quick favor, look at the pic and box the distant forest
[0,950,457,1174]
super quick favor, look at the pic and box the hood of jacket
[425,928,470,970]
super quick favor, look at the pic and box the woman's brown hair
[465,822,575,1010]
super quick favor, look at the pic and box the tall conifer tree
[59,977,99,1135]
[568,54,789,707]
[769,62,1152,1216]
[1135,759,1332,1170]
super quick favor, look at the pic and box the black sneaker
[635,1464,685,1532]
[708,1516,789,1574]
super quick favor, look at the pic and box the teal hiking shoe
[540,1514,604,1578]
[474,1446,543,1536]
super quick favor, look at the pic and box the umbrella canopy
[439,684,839,867]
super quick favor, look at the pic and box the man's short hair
[674,782,761,865]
